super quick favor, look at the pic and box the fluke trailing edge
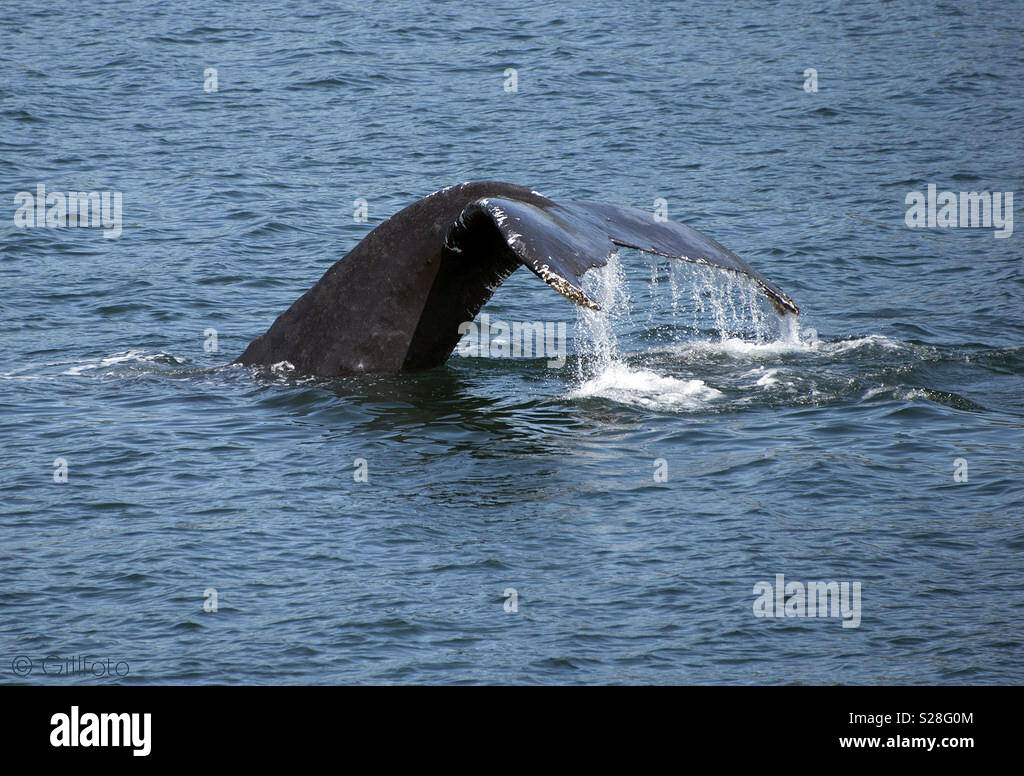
[234,181,799,376]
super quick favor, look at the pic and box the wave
[565,253,977,413]
[571,362,722,410]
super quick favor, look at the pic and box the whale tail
[235,182,799,376]
[448,195,799,315]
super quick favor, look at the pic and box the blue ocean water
[1,0,1022,684]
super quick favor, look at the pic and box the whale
[234,181,799,376]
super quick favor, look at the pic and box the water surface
[1,0,1022,684]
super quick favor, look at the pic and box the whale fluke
[235,181,799,376]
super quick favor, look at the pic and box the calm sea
[1,0,1022,684]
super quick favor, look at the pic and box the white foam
[61,350,157,375]
[570,255,724,410]
[2,350,184,380]
[565,252,914,411]
[830,334,903,354]
[270,360,295,375]
[896,387,930,401]
[672,330,906,361]
[679,334,816,358]
[571,362,722,409]
[0,369,41,382]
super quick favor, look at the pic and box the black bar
[1,686,1012,762]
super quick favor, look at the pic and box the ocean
[1,0,1022,684]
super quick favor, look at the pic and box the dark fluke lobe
[234,181,800,376]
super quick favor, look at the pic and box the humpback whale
[235,181,799,376]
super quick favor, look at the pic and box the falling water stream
[571,253,809,409]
